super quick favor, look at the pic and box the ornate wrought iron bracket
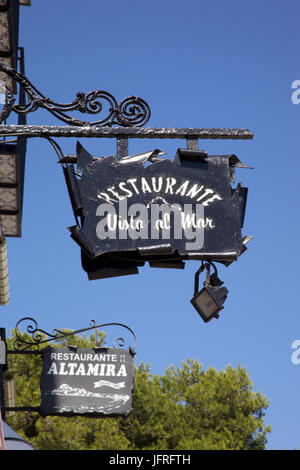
[0,65,254,159]
[8,317,136,354]
[0,65,253,140]
[0,64,151,127]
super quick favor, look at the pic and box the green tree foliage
[4,329,271,450]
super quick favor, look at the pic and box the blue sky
[1,0,300,450]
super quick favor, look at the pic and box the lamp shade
[191,285,228,322]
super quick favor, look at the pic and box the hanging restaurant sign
[64,143,251,280]
[3,318,137,417]
[40,346,135,417]
[0,63,253,317]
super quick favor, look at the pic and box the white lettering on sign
[96,199,213,250]
[97,177,222,206]
[94,176,222,251]
[50,352,118,361]
[47,362,127,377]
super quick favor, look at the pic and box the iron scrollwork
[12,317,137,352]
[0,64,151,127]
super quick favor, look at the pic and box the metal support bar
[4,406,40,413]
[186,137,199,150]
[194,261,218,295]
[0,125,254,140]
[116,136,129,158]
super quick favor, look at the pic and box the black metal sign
[40,347,134,417]
[0,64,253,318]
[64,143,250,279]
[1,319,137,417]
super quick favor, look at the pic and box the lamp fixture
[191,261,228,323]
